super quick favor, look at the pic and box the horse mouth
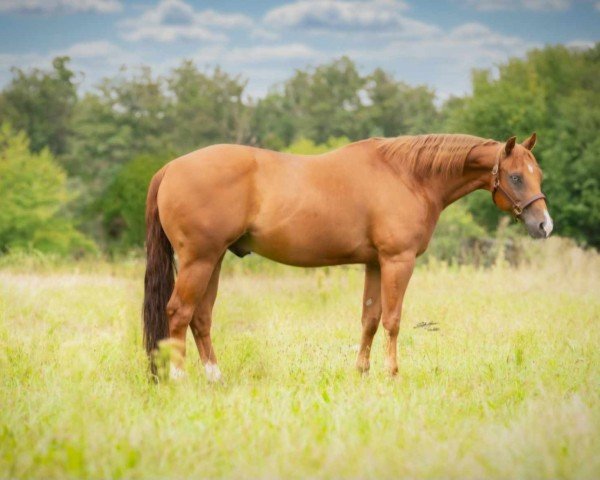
[528,228,547,239]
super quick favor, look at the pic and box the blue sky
[0,0,598,100]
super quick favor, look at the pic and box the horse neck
[435,142,500,208]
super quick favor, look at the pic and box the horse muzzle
[523,209,553,239]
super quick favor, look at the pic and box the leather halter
[491,150,546,218]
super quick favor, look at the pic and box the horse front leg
[356,263,381,374]
[379,253,416,376]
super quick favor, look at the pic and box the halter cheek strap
[491,152,546,218]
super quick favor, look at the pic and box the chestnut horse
[143,133,552,381]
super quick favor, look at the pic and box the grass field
[1,238,599,479]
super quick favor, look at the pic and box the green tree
[445,62,547,140]
[64,92,137,186]
[252,58,439,147]
[65,62,250,184]
[165,61,250,151]
[64,66,168,183]
[294,57,366,143]
[253,57,367,145]
[540,90,600,245]
[0,57,77,156]
[0,123,95,255]
[102,153,169,249]
[250,91,295,149]
[365,68,439,136]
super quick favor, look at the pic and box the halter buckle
[513,204,523,217]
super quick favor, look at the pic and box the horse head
[491,133,553,239]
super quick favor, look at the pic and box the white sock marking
[205,363,222,383]
[170,363,186,381]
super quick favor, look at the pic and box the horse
[143,132,552,381]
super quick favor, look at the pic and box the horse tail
[143,167,175,364]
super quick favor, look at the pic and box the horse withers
[143,133,552,381]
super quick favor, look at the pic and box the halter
[491,149,546,218]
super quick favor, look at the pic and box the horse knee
[381,315,400,336]
[361,316,379,336]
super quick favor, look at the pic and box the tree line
[0,43,598,256]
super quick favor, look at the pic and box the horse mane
[374,134,496,177]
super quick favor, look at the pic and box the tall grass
[0,238,598,479]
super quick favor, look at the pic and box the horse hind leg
[165,257,218,380]
[190,254,224,382]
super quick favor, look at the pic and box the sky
[0,0,598,100]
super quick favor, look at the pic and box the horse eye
[510,175,522,184]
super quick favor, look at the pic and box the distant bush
[284,136,350,154]
[425,202,487,265]
[0,123,95,256]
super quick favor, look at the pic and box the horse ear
[505,136,517,156]
[522,132,537,151]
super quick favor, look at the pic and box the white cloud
[462,0,571,11]
[0,40,139,91]
[119,0,253,42]
[264,0,439,37]
[56,40,136,69]
[58,40,124,59]
[348,22,530,63]
[227,44,322,64]
[0,52,44,73]
[1,0,592,103]
[59,41,139,86]
[0,0,122,14]
[565,39,596,49]
[251,28,280,41]
[446,22,525,49]
[195,43,322,65]
[345,21,537,99]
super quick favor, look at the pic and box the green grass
[1,239,599,479]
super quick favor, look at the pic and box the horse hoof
[169,363,186,381]
[205,363,222,383]
[356,362,370,375]
[385,361,399,377]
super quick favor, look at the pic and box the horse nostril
[539,222,545,232]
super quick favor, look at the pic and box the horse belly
[246,216,375,267]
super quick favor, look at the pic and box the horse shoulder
[369,181,441,258]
